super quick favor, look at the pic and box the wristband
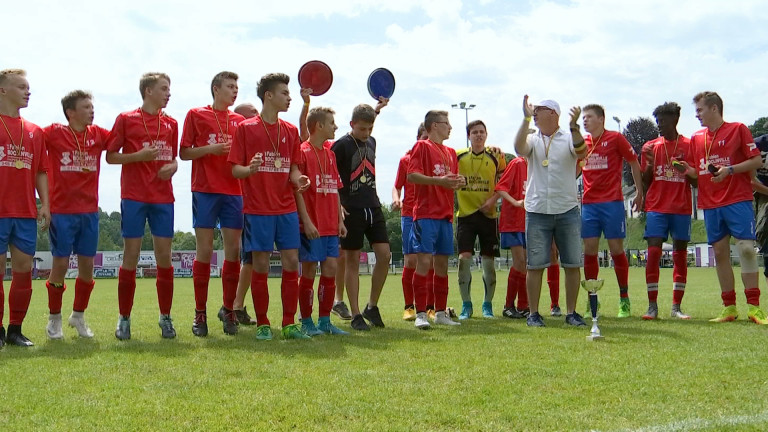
[524,116,532,122]
[303,102,310,107]
[728,166,734,176]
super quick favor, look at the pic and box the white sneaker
[68,311,94,338]
[47,313,64,339]
[670,308,691,320]
[434,311,461,326]
[414,312,431,329]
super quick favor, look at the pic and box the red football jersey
[296,141,342,236]
[228,116,301,215]
[641,135,693,215]
[394,151,415,218]
[43,123,109,214]
[690,122,759,209]
[0,115,48,218]
[581,130,637,204]
[105,108,179,204]
[408,139,458,222]
[495,157,527,233]
[180,106,245,196]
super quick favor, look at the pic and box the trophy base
[586,334,604,342]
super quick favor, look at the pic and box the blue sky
[5,0,767,232]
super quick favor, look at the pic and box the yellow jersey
[456,146,507,218]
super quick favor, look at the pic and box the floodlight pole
[452,102,476,147]
[613,116,621,133]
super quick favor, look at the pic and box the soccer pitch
[1,267,767,431]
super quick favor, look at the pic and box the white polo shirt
[517,127,579,214]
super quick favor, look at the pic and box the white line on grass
[604,411,768,432]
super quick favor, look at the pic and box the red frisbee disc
[298,60,333,96]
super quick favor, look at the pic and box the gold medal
[274,158,282,169]
[15,160,23,169]
[665,169,673,178]
[542,159,549,167]
[579,160,586,168]
[360,175,367,183]
[82,167,91,173]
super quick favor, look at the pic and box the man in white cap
[513,96,587,327]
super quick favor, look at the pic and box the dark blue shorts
[121,199,174,238]
[299,235,340,262]
[192,192,243,230]
[243,212,300,252]
[410,218,453,256]
[644,212,691,242]
[582,201,626,239]
[0,218,37,255]
[500,232,526,249]
[50,212,99,257]
[704,201,756,244]
[401,216,417,255]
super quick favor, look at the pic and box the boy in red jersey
[580,104,643,317]
[180,71,246,337]
[295,107,349,336]
[392,123,427,321]
[639,102,695,320]
[106,72,179,340]
[679,91,766,324]
[407,110,465,329]
[0,69,50,347]
[43,90,109,339]
[229,73,311,341]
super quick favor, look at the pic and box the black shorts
[341,207,389,250]
[456,211,499,257]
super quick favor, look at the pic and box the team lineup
[1,67,767,348]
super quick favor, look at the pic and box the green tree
[748,117,768,138]
[172,231,197,251]
[622,117,658,186]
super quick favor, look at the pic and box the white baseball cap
[534,100,561,115]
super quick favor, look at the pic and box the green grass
[1,267,767,431]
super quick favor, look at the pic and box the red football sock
[646,246,661,302]
[745,287,760,306]
[612,252,629,297]
[46,280,66,315]
[251,272,270,326]
[413,273,427,313]
[672,250,688,283]
[318,276,335,318]
[221,260,240,310]
[505,270,517,309]
[156,266,174,315]
[9,271,32,325]
[72,278,94,312]
[402,267,415,306]
[118,267,137,317]
[192,260,211,312]
[298,276,315,319]
[515,269,529,311]
[721,290,736,307]
[672,287,685,305]
[584,254,599,280]
[281,270,299,327]
[433,274,449,312]
[426,268,435,309]
[547,264,560,308]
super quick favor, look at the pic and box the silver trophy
[580,279,604,341]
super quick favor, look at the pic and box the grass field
[1,267,767,432]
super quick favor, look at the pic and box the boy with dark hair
[43,90,109,339]
[228,73,311,340]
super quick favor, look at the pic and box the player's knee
[736,240,758,273]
